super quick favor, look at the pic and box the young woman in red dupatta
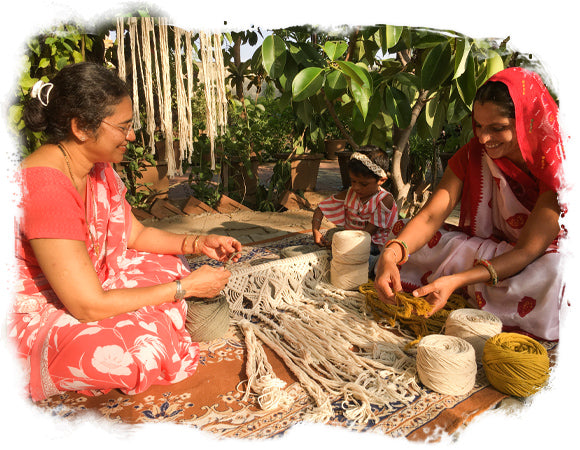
[11,62,242,401]
[374,67,565,341]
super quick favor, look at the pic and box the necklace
[57,143,101,258]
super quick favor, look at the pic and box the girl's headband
[350,152,387,177]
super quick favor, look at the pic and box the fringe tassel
[128,18,142,132]
[225,252,422,425]
[116,18,126,81]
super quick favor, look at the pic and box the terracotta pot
[115,161,169,197]
[289,153,323,191]
[324,139,346,160]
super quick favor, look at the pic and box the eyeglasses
[101,119,134,138]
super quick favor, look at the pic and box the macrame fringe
[199,31,228,170]
[139,17,156,151]
[127,18,142,132]
[114,19,228,177]
[224,251,421,424]
[116,18,126,82]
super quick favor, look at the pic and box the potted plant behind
[323,117,347,160]
[288,140,323,192]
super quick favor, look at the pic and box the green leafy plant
[10,24,107,158]
[258,25,525,214]
[256,159,292,212]
[117,140,157,209]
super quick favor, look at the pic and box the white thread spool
[444,309,503,361]
[330,260,369,290]
[416,335,477,396]
[330,230,371,290]
[331,230,371,265]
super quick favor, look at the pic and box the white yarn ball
[330,259,369,290]
[331,230,371,265]
[444,309,503,361]
[416,334,477,396]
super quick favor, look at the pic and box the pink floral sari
[10,163,199,401]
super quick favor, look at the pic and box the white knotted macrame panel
[223,251,422,424]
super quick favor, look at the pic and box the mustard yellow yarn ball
[482,332,550,397]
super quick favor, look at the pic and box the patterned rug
[34,231,557,442]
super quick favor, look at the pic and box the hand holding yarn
[411,274,461,318]
[181,264,231,299]
[197,234,242,263]
[373,250,403,304]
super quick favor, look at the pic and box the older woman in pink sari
[11,62,242,401]
[374,67,565,341]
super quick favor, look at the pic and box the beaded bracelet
[474,259,498,286]
[385,238,409,265]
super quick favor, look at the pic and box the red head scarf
[485,67,565,193]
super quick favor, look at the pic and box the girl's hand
[313,229,330,247]
[197,235,242,263]
[412,275,459,317]
[181,265,231,299]
[373,250,403,304]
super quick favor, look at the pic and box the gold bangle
[474,259,498,286]
[181,234,195,254]
[192,235,201,255]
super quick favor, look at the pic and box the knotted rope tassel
[482,332,550,397]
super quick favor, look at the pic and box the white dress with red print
[10,163,199,401]
[391,151,562,341]
[318,187,398,246]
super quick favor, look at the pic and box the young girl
[312,147,398,275]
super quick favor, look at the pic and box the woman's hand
[180,265,232,299]
[197,235,242,262]
[373,250,403,304]
[411,275,460,317]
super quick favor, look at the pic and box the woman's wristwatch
[174,279,186,301]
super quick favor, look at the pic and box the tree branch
[322,91,359,150]
[391,89,429,202]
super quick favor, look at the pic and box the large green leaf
[261,34,287,79]
[334,61,372,90]
[485,50,504,81]
[447,86,471,123]
[293,100,313,126]
[425,90,448,139]
[350,81,371,120]
[453,39,472,80]
[379,25,404,53]
[412,29,450,49]
[292,67,325,102]
[455,50,477,108]
[324,70,348,101]
[384,86,412,129]
[323,41,348,61]
[421,42,453,90]
[278,55,299,92]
